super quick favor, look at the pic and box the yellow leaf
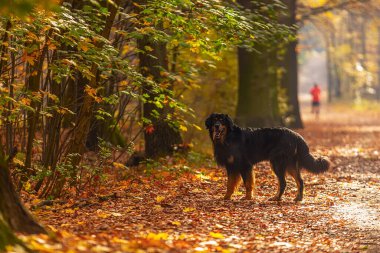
[113,162,127,169]
[13,158,24,166]
[20,97,31,106]
[122,44,130,55]
[209,232,224,239]
[193,124,202,131]
[171,221,181,226]
[97,212,110,219]
[183,207,195,213]
[65,209,75,214]
[85,85,98,98]
[120,80,129,86]
[156,196,165,203]
[31,199,40,205]
[179,125,188,132]
[146,232,169,240]
[24,181,31,191]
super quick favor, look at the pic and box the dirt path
[300,106,380,252]
[27,106,380,253]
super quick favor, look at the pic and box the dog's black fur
[205,113,330,201]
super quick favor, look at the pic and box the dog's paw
[293,196,303,202]
[268,196,281,201]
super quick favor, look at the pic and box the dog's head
[205,113,234,143]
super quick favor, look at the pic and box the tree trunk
[235,0,282,127]
[21,40,48,190]
[138,38,182,158]
[377,26,380,100]
[0,151,46,234]
[236,45,282,127]
[280,0,303,129]
[330,31,342,99]
[326,37,334,102]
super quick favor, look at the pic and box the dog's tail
[297,138,330,174]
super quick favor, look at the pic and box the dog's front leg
[224,170,241,200]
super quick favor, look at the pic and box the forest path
[27,105,380,253]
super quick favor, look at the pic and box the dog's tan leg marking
[224,173,241,200]
[227,155,234,164]
[288,166,304,202]
[244,170,255,200]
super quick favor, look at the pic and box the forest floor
[13,104,380,253]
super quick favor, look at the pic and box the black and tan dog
[205,113,330,201]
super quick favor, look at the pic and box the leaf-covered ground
[11,106,380,252]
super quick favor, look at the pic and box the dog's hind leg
[224,171,241,200]
[268,161,287,201]
[241,168,255,200]
[287,162,304,202]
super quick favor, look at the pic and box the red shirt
[310,86,321,102]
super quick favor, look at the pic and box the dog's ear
[205,114,214,129]
[224,114,234,131]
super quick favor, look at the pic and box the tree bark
[280,0,303,129]
[0,151,46,234]
[236,45,282,127]
[235,0,282,127]
[137,38,182,158]
[326,37,334,102]
[22,38,49,190]
[377,26,380,100]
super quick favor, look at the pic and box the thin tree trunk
[326,37,333,102]
[0,20,13,153]
[22,36,50,190]
[280,0,303,129]
[377,26,380,100]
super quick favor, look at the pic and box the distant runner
[310,83,321,119]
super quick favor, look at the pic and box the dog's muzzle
[213,124,224,141]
